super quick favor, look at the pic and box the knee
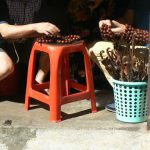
[0,60,14,77]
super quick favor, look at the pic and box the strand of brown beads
[100,24,114,41]
[122,24,149,45]
[100,24,149,45]
[36,34,81,44]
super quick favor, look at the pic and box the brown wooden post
[147,46,150,130]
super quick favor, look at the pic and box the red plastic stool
[25,41,97,122]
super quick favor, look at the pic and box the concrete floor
[0,89,150,150]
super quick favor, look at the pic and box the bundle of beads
[100,24,149,45]
[122,24,149,45]
[100,24,149,82]
[36,34,81,44]
[100,24,114,41]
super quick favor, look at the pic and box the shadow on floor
[0,63,113,120]
[25,98,103,121]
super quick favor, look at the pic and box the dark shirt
[0,0,70,31]
[0,0,44,63]
[0,0,70,63]
[0,0,42,25]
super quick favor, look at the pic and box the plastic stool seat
[25,41,97,122]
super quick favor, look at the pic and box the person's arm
[0,0,60,40]
[0,22,60,40]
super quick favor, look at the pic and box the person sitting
[0,0,70,93]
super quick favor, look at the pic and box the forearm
[0,23,38,40]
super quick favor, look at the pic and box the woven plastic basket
[113,79,148,123]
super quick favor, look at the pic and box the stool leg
[61,57,67,96]
[61,56,70,96]
[25,49,36,110]
[49,53,62,122]
[83,49,97,113]
[63,55,70,96]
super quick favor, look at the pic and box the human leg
[0,48,14,81]
[35,53,50,84]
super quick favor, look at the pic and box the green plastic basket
[113,79,148,123]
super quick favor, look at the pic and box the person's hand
[99,20,126,34]
[99,19,112,28]
[110,20,126,34]
[34,22,60,35]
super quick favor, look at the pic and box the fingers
[111,28,122,34]
[99,20,121,29]
[47,23,60,35]
[99,19,111,28]
[43,30,49,36]
[112,20,122,27]
[99,20,126,34]
[37,22,60,36]
[111,20,126,34]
